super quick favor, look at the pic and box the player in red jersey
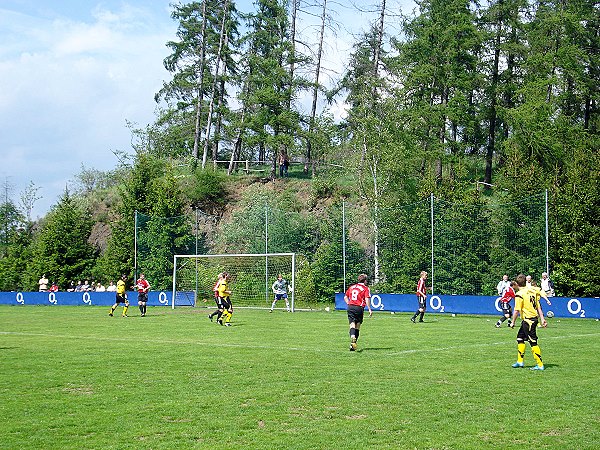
[411,271,428,323]
[135,273,151,317]
[344,274,372,351]
[495,280,517,328]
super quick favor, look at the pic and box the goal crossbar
[172,253,296,311]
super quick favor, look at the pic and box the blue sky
[0,0,415,219]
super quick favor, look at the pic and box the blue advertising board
[335,293,600,319]
[0,291,174,307]
[2,291,598,319]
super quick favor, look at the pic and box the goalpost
[172,253,296,311]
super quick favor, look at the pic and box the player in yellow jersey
[109,274,129,317]
[216,272,233,326]
[510,274,547,370]
[531,280,552,306]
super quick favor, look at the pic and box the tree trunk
[288,0,299,112]
[202,0,229,168]
[192,1,208,160]
[485,22,501,187]
[373,0,386,77]
[307,0,327,174]
[213,76,226,161]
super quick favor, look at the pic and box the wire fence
[135,192,548,300]
[342,193,548,296]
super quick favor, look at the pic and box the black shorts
[274,293,288,300]
[219,297,232,311]
[517,317,539,344]
[116,293,127,304]
[347,305,365,324]
[138,292,148,303]
[417,297,426,310]
[501,303,512,315]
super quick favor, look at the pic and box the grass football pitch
[1,305,599,449]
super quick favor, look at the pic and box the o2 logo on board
[370,294,384,310]
[158,292,169,305]
[429,295,444,313]
[567,299,585,318]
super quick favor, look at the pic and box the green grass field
[1,305,599,449]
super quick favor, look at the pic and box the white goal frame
[172,252,296,311]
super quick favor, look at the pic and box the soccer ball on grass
[546,311,554,318]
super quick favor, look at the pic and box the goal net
[172,253,296,311]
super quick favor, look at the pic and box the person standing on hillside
[135,273,151,317]
[278,153,286,177]
[344,273,372,351]
[510,274,547,370]
[109,274,129,317]
[411,271,428,323]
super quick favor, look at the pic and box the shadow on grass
[220,323,244,327]
[358,347,394,352]
[540,363,559,369]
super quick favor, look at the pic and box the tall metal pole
[291,253,295,312]
[342,202,347,292]
[545,189,549,274]
[172,255,177,309]
[265,203,269,305]
[430,193,434,294]
[195,208,199,306]
[134,210,138,281]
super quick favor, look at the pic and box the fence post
[430,193,434,295]
[195,208,199,300]
[134,210,138,282]
[342,201,347,293]
[265,203,269,305]
[545,189,549,275]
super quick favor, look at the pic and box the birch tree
[156,1,238,161]
[237,0,303,172]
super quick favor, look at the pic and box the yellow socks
[531,345,543,367]
[517,343,526,363]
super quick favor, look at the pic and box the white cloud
[0,0,416,218]
[0,2,175,218]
